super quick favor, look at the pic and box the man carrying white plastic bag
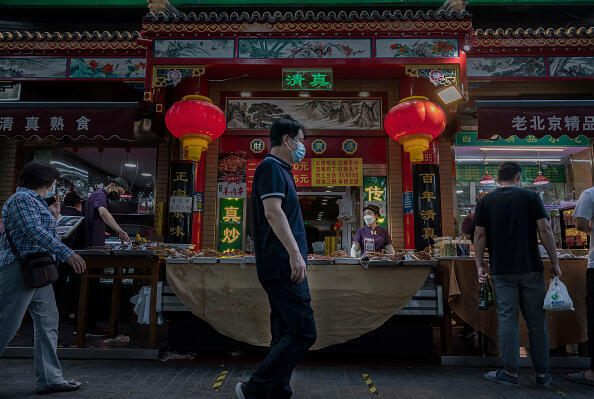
[566,187,594,386]
[543,277,575,311]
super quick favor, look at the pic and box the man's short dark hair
[111,177,129,192]
[18,161,60,190]
[270,119,304,147]
[498,162,522,182]
[64,192,82,207]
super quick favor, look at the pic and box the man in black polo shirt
[236,119,316,399]
[474,162,561,388]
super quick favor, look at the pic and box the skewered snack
[329,250,348,258]
[221,249,247,257]
[195,248,221,257]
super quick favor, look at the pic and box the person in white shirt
[567,188,594,386]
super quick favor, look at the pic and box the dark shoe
[36,381,81,395]
[566,371,594,386]
[535,373,552,387]
[484,370,520,387]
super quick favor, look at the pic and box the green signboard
[282,69,333,91]
[218,198,244,253]
[455,131,590,147]
[363,176,388,228]
[456,164,566,183]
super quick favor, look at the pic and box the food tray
[363,260,402,267]
[308,259,333,265]
[165,257,191,264]
[401,260,438,267]
[332,257,361,265]
[112,249,156,256]
[76,249,113,256]
[219,256,244,263]
[243,256,256,264]
[192,257,219,264]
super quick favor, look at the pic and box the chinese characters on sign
[311,158,363,186]
[477,107,594,139]
[218,198,244,253]
[311,139,327,155]
[292,158,312,187]
[412,164,442,251]
[342,139,358,155]
[0,107,135,139]
[363,176,388,228]
[217,152,247,198]
[167,162,196,244]
[250,139,265,154]
[282,69,333,91]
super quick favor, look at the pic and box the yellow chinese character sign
[218,198,244,252]
[311,158,363,186]
[363,176,388,228]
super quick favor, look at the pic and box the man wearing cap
[83,178,130,247]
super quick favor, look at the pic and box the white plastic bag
[543,277,575,311]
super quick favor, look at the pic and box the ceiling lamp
[480,170,495,185]
[533,171,550,186]
[165,95,226,161]
[384,96,447,162]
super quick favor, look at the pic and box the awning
[477,100,594,140]
[0,102,137,141]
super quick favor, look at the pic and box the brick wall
[208,78,400,249]
[0,139,18,210]
[439,136,457,238]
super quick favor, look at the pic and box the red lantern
[384,96,447,162]
[165,95,226,161]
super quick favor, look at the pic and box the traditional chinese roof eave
[470,26,594,54]
[141,9,473,36]
[0,30,145,56]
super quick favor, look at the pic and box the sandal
[36,381,82,395]
[566,371,594,387]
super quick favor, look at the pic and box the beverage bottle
[487,280,495,307]
[478,283,489,310]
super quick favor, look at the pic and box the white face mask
[364,215,376,226]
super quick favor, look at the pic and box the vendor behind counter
[351,204,395,257]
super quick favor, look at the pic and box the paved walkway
[1,359,593,398]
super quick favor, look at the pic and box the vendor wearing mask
[84,178,130,247]
[350,204,395,257]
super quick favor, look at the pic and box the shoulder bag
[5,224,59,288]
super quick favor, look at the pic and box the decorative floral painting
[0,58,67,78]
[226,98,382,130]
[153,39,234,58]
[238,39,370,59]
[376,38,458,58]
[69,58,146,78]
[467,57,546,77]
[549,57,594,77]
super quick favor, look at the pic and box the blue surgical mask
[45,184,56,199]
[289,138,306,164]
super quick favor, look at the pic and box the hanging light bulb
[479,151,495,185]
[533,153,550,186]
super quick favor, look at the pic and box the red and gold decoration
[384,96,447,162]
[165,95,226,161]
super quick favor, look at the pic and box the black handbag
[5,225,59,288]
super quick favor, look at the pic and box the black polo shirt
[252,155,307,281]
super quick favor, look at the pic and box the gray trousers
[0,260,66,389]
[493,271,549,375]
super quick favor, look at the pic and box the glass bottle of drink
[479,283,489,310]
[487,280,495,307]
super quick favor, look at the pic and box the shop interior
[32,146,157,239]
[455,140,591,250]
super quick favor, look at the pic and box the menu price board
[456,164,566,183]
[311,158,362,186]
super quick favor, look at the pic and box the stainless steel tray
[401,260,438,266]
[243,256,256,264]
[165,257,191,264]
[332,257,360,265]
[308,259,333,265]
[219,257,244,263]
[192,257,219,264]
